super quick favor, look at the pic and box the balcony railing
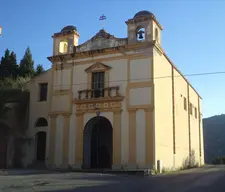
[78,86,119,100]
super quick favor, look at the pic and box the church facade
[22,11,204,171]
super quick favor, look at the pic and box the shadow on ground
[42,176,148,192]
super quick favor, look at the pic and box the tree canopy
[0,47,45,121]
[0,49,18,78]
[35,64,45,76]
[0,47,45,79]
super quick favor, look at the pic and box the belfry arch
[83,116,113,169]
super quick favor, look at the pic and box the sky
[0,0,224,118]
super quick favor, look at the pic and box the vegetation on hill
[203,114,225,164]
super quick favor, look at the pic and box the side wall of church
[188,85,204,166]
[153,48,174,169]
[21,70,52,168]
[153,48,204,170]
[173,69,189,168]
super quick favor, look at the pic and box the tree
[35,64,45,76]
[0,49,19,78]
[9,51,18,78]
[0,49,11,78]
[19,47,35,77]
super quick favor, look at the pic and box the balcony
[78,86,120,100]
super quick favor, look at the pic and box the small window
[194,107,197,119]
[184,97,187,111]
[39,83,48,101]
[92,72,105,98]
[189,103,193,115]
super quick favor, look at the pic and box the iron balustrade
[78,86,119,100]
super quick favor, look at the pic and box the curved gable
[76,29,127,52]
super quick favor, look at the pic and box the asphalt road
[0,165,225,192]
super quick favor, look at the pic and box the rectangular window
[184,97,187,110]
[92,72,105,98]
[195,107,197,119]
[39,83,48,101]
[189,103,193,115]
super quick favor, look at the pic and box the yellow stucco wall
[22,36,203,171]
[22,70,52,167]
[153,47,204,169]
[153,48,174,169]
[173,69,189,168]
[44,51,155,170]
[189,86,201,165]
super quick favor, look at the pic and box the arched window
[35,117,48,127]
[59,40,68,54]
[136,27,145,41]
[155,28,159,41]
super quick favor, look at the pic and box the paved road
[0,165,225,192]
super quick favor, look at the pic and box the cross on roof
[99,14,106,29]
[99,14,106,21]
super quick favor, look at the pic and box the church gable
[85,62,111,73]
[76,29,127,52]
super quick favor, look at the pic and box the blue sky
[0,0,224,118]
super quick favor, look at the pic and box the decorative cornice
[73,96,124,104]
[47,42,152,62]
[48,113,58,118]
[85,62,111,73]
[52,30,80,38]
[48,111,72,117]
[125,15,163,30]
[53,89,71,96]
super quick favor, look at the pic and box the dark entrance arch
[83,116,112,169]
[36,132,46,161]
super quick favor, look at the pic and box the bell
[138,30,144,39]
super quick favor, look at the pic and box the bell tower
[52,25,80,55]
[126,11,163,45]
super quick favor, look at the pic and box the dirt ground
[0,165,225,192]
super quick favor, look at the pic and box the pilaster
[128,109,136,167]
[112,109,122,168]
[145,108,154,167]
[62,113,71,168]
[48,114,57,167]
[75,113,84,168]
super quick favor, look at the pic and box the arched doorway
[83,116,112,169]
[36,131,46,161]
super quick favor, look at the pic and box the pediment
[85,62,111,73]
[76,29,127,52]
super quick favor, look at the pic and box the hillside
[203,114,225,163]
